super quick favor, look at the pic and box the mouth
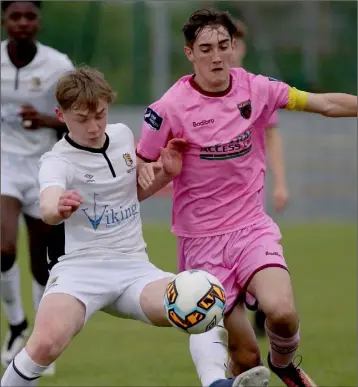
[212,68,224,73]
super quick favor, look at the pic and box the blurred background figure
[1,1,356,386]
[1,0,74,375]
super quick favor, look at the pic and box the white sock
[1,348,48,387]
[1,263,26,325]
[190,322,229,387]
[32,279,45,312]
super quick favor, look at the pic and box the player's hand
[161,138,188,178]
[20,104,45,130]
[137,161,163,190]
[58,190,83,219]
[273,185,289,213]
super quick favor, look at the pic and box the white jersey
[39,124,147,268]
[1,40,74,157]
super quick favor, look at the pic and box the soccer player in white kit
[1,1,74,374]
[1,66,271,387]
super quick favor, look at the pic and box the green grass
[1,223,357,386]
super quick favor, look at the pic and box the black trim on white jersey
[64,133,116,177]
[47,223,65,270]
[14,69,19,90]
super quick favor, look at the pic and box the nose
[18,16,30,28]
[212,49,222,64]
[87,121,99,134]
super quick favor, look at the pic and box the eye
[220,45,229,51]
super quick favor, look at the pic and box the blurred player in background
[1,0,74,374]
[232,20,289,337]
[1,66,267,387]
[136,8,357,387]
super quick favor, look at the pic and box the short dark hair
[1,1,42,13]
[182,8,238,46]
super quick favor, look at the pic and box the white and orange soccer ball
[164,270,227,334]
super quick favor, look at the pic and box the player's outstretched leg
[1,294,85,387]
[248,267,317,387]
[189,303,269,387]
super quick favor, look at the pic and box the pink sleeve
[252,74,290,118]
[266,111,279,129]
[136,99,171,162]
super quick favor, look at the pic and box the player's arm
[38,153,81,225]
[265,126,289,213]
[136,100,176,201]
[137,138,188,202]
[285,87,357,117]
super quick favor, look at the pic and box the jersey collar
[65,133,109,153]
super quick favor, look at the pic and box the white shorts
[42,254,174,324]
[1,152,41,218]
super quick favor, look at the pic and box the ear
[235,39,247,59]
[184,45,195,64]
[55,107,65,122]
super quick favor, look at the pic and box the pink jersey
[136,68,289,237]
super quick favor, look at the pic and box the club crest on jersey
[237,100,252,119]
[29,77,42,91]
[123,153,133,167]
[32,77,41,87]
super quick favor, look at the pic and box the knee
[1,251,16,272]
[264,299,298,331]
[228,341,261,374]
[26,334,64,365]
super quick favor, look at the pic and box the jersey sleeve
[38,152,74,193]
[136,99,172,162]
[254,75,308,118]
[266,111,279,129]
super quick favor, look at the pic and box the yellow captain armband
[285,87,308,111]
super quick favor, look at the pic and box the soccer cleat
[1,320,29,369]
[210,366,270,387]
[253,310,266,338]
[268,353,317,387]
[43,361,56,376]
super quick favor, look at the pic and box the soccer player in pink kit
[136,9,357,387]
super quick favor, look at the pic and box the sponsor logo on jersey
[193,119,215,127]
[82,193,139,230]
[144,107,163,131]
[199,127,253,161]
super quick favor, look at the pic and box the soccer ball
[164,270,227,334]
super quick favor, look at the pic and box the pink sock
[265,322,300,368]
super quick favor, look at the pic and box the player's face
[2,2,40,42]
[184,25,234,90]
[231,38,246,67]
[56,100,109,147]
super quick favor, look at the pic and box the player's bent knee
[140,277,173,327]
[264,299,298,328]
[26,334,64,365]
[228,343,261,374]
[26,294,86,364]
